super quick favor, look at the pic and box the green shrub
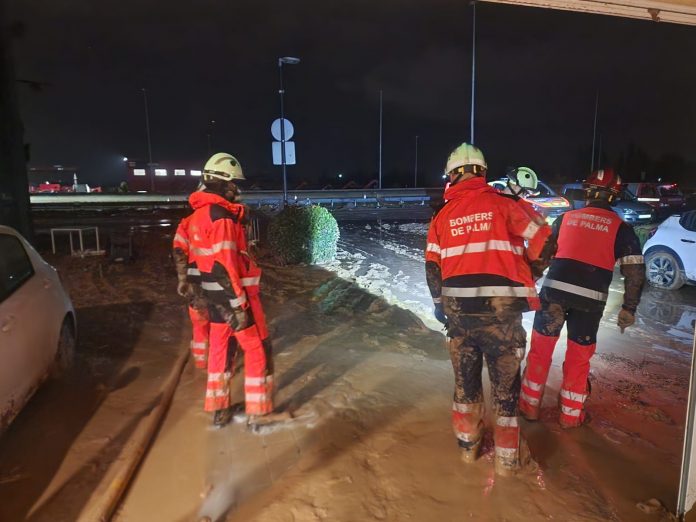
[634,223,659,249]
[268,205,339,265]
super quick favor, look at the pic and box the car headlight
[623,208,637,216]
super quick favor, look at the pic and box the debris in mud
[636,498,677,520]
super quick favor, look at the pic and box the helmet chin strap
[507,181,524,198]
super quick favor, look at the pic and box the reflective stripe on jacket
[541,204,644,308]
[187,191,250,309]
[426,177,551,310]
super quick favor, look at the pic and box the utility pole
[378,89,383,189]
[141,88,154,192]
[414,135,419,188]
[470,1,477,144]
[590,90,599,174]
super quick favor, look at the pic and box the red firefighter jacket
[541,203,645,311]
[173,215,205,283]
[186,191,262,313]
[426,176,552,312]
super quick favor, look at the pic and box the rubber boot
[213,407,233,428]
[459,439,481,464]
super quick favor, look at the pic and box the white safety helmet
[203,152,245,182]
[445,143,487,182]
[508,166,538,193]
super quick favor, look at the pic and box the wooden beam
[478,0,696,25]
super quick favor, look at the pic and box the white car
[0,225,76,432]
[642,211,696,290]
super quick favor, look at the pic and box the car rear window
[0,234,35,302]
[564,188,585,200]
[658,185,683,197]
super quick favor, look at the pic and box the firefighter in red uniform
[186,152,274,427]
[173,213,211,369]
[426,143,552,476]
[519,168,645,428]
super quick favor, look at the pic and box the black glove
[618,308,635,333]
[434,303,447,325]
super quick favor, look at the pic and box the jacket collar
[444,176,494,201]
[189,190,245,217]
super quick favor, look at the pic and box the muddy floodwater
[0,220,694,521]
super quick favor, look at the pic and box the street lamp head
[279,56,301,66]
[122,156,128,162]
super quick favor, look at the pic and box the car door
[679,213,696,281]
[0,232,49,427]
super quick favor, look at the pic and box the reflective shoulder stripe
[521,220,541,241]
[241,276,261,287]
[201,281,224,291]
[426,242,441,254]
[560,389,588,403]
[496,416,519,428]
[187,267,201,276]
[543,278,608,301]
[618,254,644,265]
[442,286,537,298]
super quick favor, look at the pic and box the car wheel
[645,250,685,290]
[52,317,75,376]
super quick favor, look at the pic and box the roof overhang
[477,0,696,25]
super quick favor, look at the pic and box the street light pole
[379,89,383,189]
[591,91,599,173]
[414,135,419,188]
[141,87,154,192]
[278,56,300,207]
[470,1,477,144]
[207,119,215,155]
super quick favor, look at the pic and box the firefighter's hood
[189,191,245,217]
[444,175,494,201]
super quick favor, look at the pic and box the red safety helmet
[584,168,622,194]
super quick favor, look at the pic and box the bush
[268,205,339,265]
[634,223,659,249]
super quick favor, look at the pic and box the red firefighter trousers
[520,299,602,427]
[188,306,210,369]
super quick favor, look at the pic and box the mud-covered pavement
[0,221,694,521]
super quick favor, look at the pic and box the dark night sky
[7,0,696,187]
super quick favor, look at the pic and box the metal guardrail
[30,188,439,208]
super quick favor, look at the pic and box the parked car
[489,179,571,223]
[0,225,76,432]
[642,210,696,290]
[626,182,686,219]
[560,183,655,224]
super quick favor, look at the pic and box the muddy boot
[459,440,481,464]
[213,407,233,428]
[520,408,539,422]
[248,411,293,432]
[559,410,590,429]
[494,453,519,477]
